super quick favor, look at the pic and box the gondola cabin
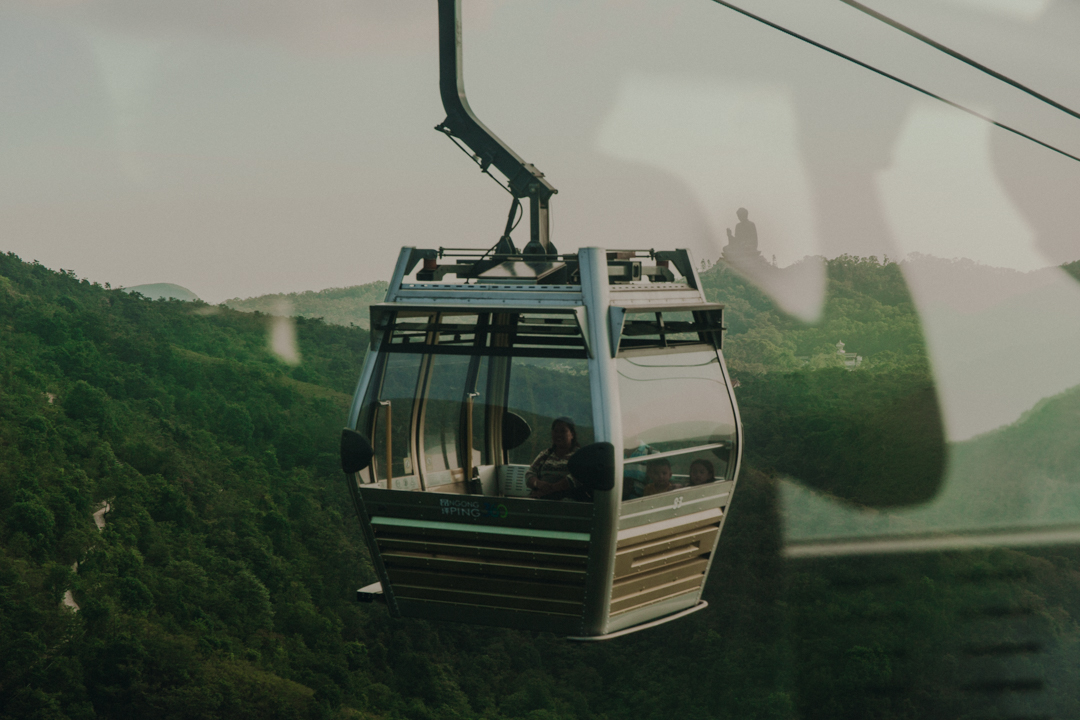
[340,0,742,639]
[341,247,742,639]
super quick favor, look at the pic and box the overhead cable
[709,0,1080,165]
[837,0,1080,123]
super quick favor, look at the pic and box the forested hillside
[700,255,928,375]
[4,253,1080,720]
[0,254,788,720]
[225,283,389,330]
[1,254,372,719]
[701,257,944,508]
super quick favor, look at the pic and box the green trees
[4,252,1080,719]
[702,256,946,507]
[0,254,373,719]
[700,255,927,376]
[224,282,391,331]
[736,369,946,507]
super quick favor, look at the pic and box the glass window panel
[618,309,721,353]
[506,357,593,466]
[470,356,491,468]
[365,353,422,483]
[623,447,731,500]
[420,353,472,479]
[618,348,736,501]
[659,310,701,344]
[385,310,587,359]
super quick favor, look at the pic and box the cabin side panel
[605,488,733,633]
[358,488,593,634]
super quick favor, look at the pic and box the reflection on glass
[618,349,736,500]
[365,353,421,483]
[506,356,593,466]
[420,353,471,484]
[618,349,736,453]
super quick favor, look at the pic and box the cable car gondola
[339,0,742,640]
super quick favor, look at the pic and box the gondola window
[618,349,738,500]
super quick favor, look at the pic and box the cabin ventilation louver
[610,508,724,616]
[611,305,726,357]
[371,518,590,617]
[376,310,590,359]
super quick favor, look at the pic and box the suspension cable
[709,0,1080,164]
[836,0,1080,123]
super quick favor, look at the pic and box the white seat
[498,464,532,497]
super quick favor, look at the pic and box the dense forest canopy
[701,255,928,375]
[3,252,1080,720]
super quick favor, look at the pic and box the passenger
[622,442,654,500]
[526,417,587,501]
[642,458,675,496]
[688,458,716,486]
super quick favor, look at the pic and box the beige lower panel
[603,590,701,634]
[614,526,719,577]
[393,584,584,615]
[387,567,585,602]
[616,507,725,548]
[610,574,705,615]
[611,558,709,600]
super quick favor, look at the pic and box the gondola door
[367,350,423,492]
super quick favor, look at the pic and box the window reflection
[617,349,736,453]
[360,312,595,495]
[623,448,730,500]
[419,353,471,486]
[618,348,736,500]
[506,356,593,465]
[365,353,422,484]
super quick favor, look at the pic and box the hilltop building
[794,340,863,370]
[836,340,862,369]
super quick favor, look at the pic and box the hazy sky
[3,0,1079,304]
[7,0,1080,442]
[7,0,1080,551]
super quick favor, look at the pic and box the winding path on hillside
[61,501,110,612]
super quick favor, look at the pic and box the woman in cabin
[526,417,586,501]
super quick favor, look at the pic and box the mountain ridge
[224,282,389,329]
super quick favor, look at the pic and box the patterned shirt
[528,447,575,485]
[527,447,586,501]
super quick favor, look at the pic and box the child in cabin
[642,458,675,496]
[688,458,716,486]
[622,442,662,499]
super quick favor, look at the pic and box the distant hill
[703,254,1080,439]
[224,281,388,328]
[122,283,200,302]
[781,378,1080,545]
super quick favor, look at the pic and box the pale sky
[3,0,1079,305]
